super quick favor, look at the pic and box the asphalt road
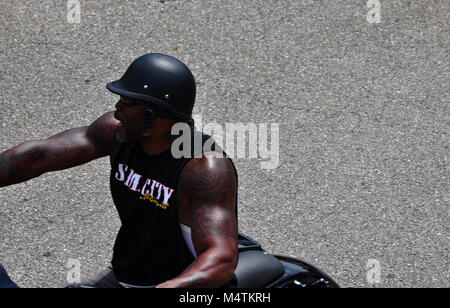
[0,0,448,288]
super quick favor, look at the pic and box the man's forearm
[155,250,236,288]
[0,141,44,187]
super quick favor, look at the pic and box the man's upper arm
[180,153,238,258]
[32,112,120,175]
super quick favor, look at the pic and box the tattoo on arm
[182,155,238,241]
[0,141,46,186]
[0,112,119,187]
[85,112,120,155]
[39,113,119,172]
[173,260,209,288]
[191,202,237,240]
[157,155,239,288]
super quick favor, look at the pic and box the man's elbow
[215,253,238,285]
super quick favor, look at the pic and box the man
[0,53,238,288]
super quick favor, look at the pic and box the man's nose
[115,100,124,112]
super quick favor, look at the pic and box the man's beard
[118,123,147,143]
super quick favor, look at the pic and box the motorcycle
[233,233,339,288]
[0,233,339,288]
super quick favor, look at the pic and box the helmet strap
[143,104,156,128]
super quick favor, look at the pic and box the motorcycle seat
[233,249,285,288]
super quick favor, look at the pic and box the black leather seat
[233,250,285,288]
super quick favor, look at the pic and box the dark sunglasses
[119,96,144,107]
[119,96,175,119]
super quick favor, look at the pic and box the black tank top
[109,127,237,286]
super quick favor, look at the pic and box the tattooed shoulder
[180,152,237,203]
[179,153,238,240]
[86,112,122,155]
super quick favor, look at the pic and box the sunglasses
[119,96,144,107]
[119,96,175,119]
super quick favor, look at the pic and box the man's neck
[140,135,175,156]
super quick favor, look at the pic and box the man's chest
[111,162,176,211]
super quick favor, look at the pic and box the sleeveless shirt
[109,127,237,286]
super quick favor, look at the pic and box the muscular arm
[156,152,238,288]
[0,112,120,187]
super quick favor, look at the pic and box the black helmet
[107,53,196,123]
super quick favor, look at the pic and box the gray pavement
[0,0,448,288]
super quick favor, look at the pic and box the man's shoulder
[92,111,121,128]
[184,152,236,174]
[86,111,122,155]
[180,152,237,195]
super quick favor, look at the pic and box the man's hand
[0,112,120,187]
[156,152,238,288]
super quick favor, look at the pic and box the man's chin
[121,129,144,144]
[117,125,132,143]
